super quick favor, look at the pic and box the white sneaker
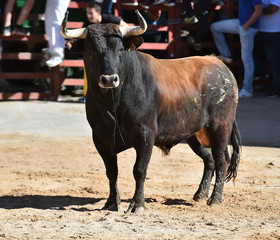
[3,26,11,36]
[217,55,233,64]
[45,56,63,67]
[238,88,252,98]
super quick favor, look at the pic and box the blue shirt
[239,0,262,28]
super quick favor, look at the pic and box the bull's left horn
[60,11,87,39]
[119,10,147,37]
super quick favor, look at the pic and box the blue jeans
[102,0,113,14]
[211,19,258,93]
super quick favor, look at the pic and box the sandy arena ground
[0,99,279,240]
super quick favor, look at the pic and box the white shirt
[259,0,280,32]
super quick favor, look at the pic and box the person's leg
[12,0,35,35]
[182,0,195,17]
[102,0,113,14]
[260,32,280,90]
[194,0,212,43]
[16,0,35,25]
[3,0,16,27]
[45,0,55,56]
[239,26,258,94]
[253,33,267,78]
[210,19,239,58]
[45,0,70,67]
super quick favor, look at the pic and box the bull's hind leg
[93,138,120,211]
[207,123,232,206]
[187,135,214,202]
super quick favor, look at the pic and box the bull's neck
[89,87,122,112]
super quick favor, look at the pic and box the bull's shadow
[0,195,104,211]
[0,196,194,210]
[163,198,193,207]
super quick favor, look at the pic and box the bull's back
[148,55,238,109]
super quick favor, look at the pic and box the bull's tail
[226,120,241,182]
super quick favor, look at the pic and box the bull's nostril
[113,76,118,82]
[101,76,107,85]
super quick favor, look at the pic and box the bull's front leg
[102,154,120,211]
[126,128,154,214]
[93,138,120,211]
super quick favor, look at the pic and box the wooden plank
[0,72,54,79]
[62,78,84,86]
[66,23,168,31]
[0,92,55,100]
[148,25,169,31]
[0,34,47,42]
[60,60,84,67]
[119,5,174,11]
[0,52,44,60]
[0,13,39,21]
[139,43,169,50]
[67,22,84,29]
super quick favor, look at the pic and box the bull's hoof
[102,202,120,211]
[193,192,207,202]
[207,197,221,207]
[125,202,145,214]
[193,190,208,202]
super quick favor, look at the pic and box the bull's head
[60,11,147,89]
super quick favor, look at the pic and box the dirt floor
[0,98,279,240]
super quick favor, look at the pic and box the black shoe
[183,15,198,24]
[12,25,30,36]
[265,88,280,98]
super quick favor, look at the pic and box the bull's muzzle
[99,74,120,89]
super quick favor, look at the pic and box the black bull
[61,11,241,213]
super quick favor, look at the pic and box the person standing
[44,0,71,67]
[210,0,263,98]
[183,0,212,51]
[257,0,280,97]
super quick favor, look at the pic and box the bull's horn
[119,10,147,37]
[60,11,87,39]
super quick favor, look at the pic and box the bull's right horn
[119,10,147,37]
[60,11,87,39]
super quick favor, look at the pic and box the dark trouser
[182,0,212,43]
[255,32,280,89]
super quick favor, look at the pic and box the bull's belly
[154,122,200,147]
[154,110,204,144]
[154,133,188,147]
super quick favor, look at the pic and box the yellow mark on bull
[216,88,227,104]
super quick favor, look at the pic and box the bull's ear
[123,36,144,51]
[65,39,84,54]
